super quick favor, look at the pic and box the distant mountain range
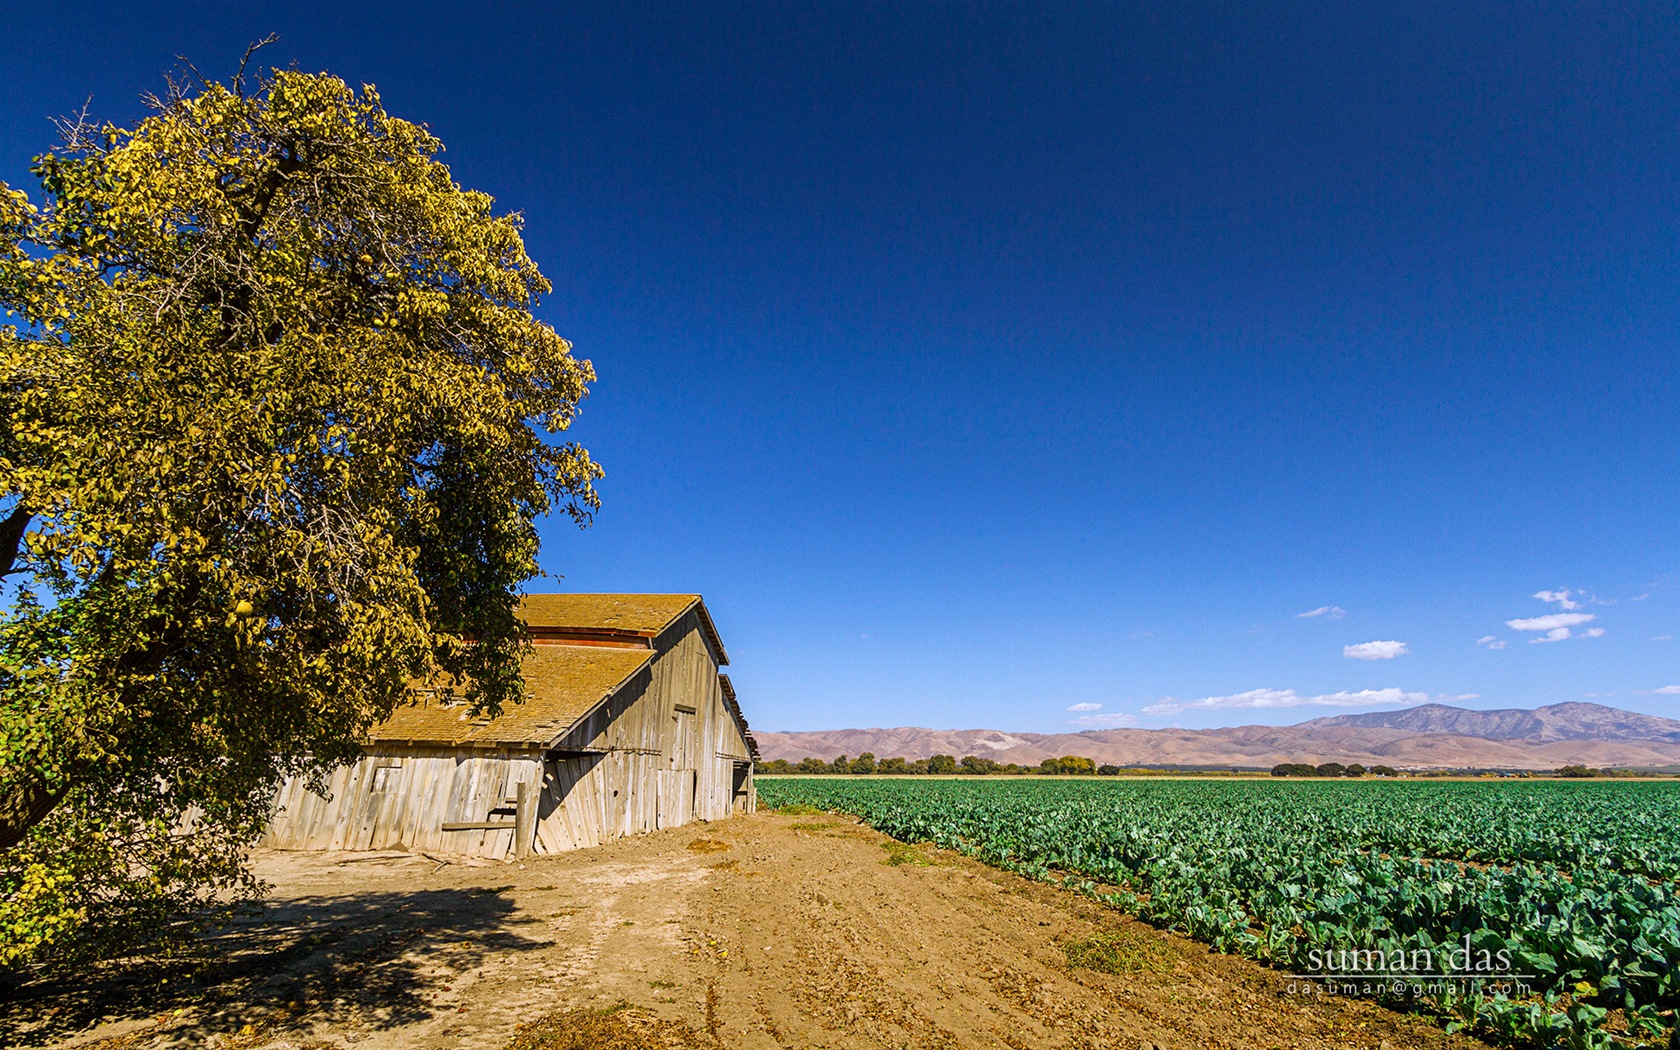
[755,702,1680,771]
[1304,702,1680,743]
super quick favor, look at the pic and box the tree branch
[0,505,29,579]
[0,772,77,853]
[234,34,280,98]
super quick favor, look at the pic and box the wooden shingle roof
[519,593,729,666]
[518,593,701,635]
[371,645,654,748]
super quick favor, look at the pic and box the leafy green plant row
[760,778,1680,1048]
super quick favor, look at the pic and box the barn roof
[519,593,698,634]
[518,593,729,666]
[371,645,654,748]
[718,674,761,761]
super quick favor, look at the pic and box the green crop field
[758,777,1680,1049]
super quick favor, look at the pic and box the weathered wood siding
[265,608,756,858]
[264,746,543,855]
[532,609,756,853]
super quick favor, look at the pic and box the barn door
[656,768,697,827]
[656,770,675,829]
[731,762,751,814]
[672,706,697,770]
[659,705,698,828]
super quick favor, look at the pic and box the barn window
[370,763,401,791]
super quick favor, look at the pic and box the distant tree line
[755,757,1659,779]
[1270,762,1398,777]
[1267,763,1646,779]
[755,756,1672,778]
[755,753,1162,776]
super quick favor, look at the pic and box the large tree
[0,66,600,966]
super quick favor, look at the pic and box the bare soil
[5,812,1493,1050]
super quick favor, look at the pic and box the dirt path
[9,812,1492,1050]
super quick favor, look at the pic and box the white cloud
[1476,635,1507,650]
[1506,612,1595,632]
[1344,640,1409,660]
[1505,598,1607,645]
[1653,685,1680,695]
[1298,606,1346,619]
[1655,635,1675,642]
[1534,589,1581,610]
[1142,687,1433,717]
[1067,712,1138,728]
[1065,702,1102,712]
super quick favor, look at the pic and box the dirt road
[10,811,1490,1050]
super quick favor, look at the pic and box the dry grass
[684,838,730,854]
[879,840,945,866]
[1062,929,1181,975]
[504,1005,709,1050]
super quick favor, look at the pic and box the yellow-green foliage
[0,67,600,968]
[1040,755,1097,775]
[0,862,80,969]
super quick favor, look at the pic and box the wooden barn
[264,594,758,859]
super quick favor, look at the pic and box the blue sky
[3,2,1675,733]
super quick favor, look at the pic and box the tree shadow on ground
[1,884,549,1046]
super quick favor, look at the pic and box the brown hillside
[756,703,1680,770]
